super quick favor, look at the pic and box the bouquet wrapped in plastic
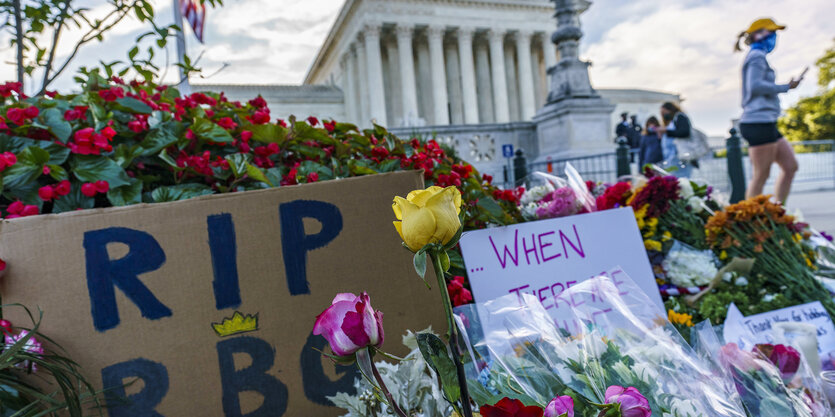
[459,269,747,417]
[692,322,832,417]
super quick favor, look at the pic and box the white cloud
[0,0,832,137]
[583,0,834,135]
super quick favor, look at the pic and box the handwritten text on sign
[459,208,663,328]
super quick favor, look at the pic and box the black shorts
[739,122,783,147]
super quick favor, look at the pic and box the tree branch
[13,0,24,86]
[43,2,137,88]
[39,0,73,94]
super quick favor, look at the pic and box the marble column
[427,24,449,125]
[487,29,510,123]
[354,41,369,125]
[363,23,387,126]
[383,38,401,125]
[514,30,536,120]
[445,41,463,125]
[474,40,494,123]
[342,53,358,123]
[457,26,479,124]
[504,41,520,121]
[395,24,419,126]
[541,32,558,70]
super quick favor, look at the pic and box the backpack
[674,123,711,162]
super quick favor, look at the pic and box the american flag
[179,0,206,43]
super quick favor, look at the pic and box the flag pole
[172,0,191,95]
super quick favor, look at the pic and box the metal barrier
[521,133,835,200]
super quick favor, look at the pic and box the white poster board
[459,208,663,331]
[724,302,835,370]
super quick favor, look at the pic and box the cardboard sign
[0,171,444,417]
[724,302,835,370]
[459,208,662,331]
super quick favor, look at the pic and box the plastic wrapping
[693,320,832,417]
[459,269,747,416]
[662,240,719,287]
[564,163,596,213]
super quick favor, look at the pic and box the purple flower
[5,330,44,372]
[313,292,384,357]
[603,386,651,417]
[543,395,574,417]
[821,231,833,242]
[536,187,580,219]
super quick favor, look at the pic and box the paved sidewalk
[786,189,835,234]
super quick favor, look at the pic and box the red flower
[81,183,98,197]
[98,87,125,102]
[44,90,57,98]
[240,130,253,142]
[483,174,493,184]
[323,120,336,132]
[42,165,51,176]
[204,109,215,118]
[480,398,543,417]
[55,180,71,196]
[250,110,270,125]
[277,119,288,128]
[248,96,267,108]
[628,176,679,217]
[307,116,319,126]
[94,180,110,194]
[371,146,389,159]
[596,182,632,211]
[217,117,238,130]
[7,201,24,215]
[0,319,11,334]
[447,276,473,307]
[281,168,298,186]
[38,185,55,201]
[0,82,22,97]
[64,106,88,121]
[127,120,145,133]
[23,106,39,119]
[452,164,473,179]
[0,152,17,171]
[6,108,25,125]
[307,172,319,183]
[20,205,38,216]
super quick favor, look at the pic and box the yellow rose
[644,239,662,252]
[392,186,462,252]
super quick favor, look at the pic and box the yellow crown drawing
[212,312,259,337]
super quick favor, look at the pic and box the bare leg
[746,142,778,199]
[773,138,798,203]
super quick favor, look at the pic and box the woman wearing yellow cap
[735,18,803,203]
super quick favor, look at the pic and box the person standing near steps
[736,18,804,203]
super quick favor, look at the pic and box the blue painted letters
[279,200,343,295]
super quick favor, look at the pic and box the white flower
[763,294,775,302]
[519,184,554,206]
[722,272,734,282]
[632,362,660,385]
[662,247,718,287]
[735,276,749,286]
[677,178,694,199]
[520,202,539,220]
[687,196,704,213]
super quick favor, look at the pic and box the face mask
[752,32,777,53]
[662,113,674,123]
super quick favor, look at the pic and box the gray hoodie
[740,49,790,123]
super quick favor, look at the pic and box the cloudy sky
[1,0,833,136]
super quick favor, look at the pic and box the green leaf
[225,153,250,177]
[151,183,214,203]
[438,251,450,272]
[416,332,461,406]
[192,117,234,143]
[245,163,272,186]
[2,147,49,190]
[477,197,506,223]
[70,155,132,188]
[376,158,400,172]
[107,178,143,206]
[41,142,71,165]
[249,123,288,143]
[297,160,335,181]
[140,121,183,156]
[413,250,427,279]
[112,144,143,168]
[264,167,283,187]
[115,97,153,114]
[53,185,95,213]
[47,164,68,181]
[41,108,72,142]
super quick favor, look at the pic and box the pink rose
[768,344,801,381]
[544,395,574,417]
[313,292,384,357]
[603,386,650,417]
[720,343,760,372]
